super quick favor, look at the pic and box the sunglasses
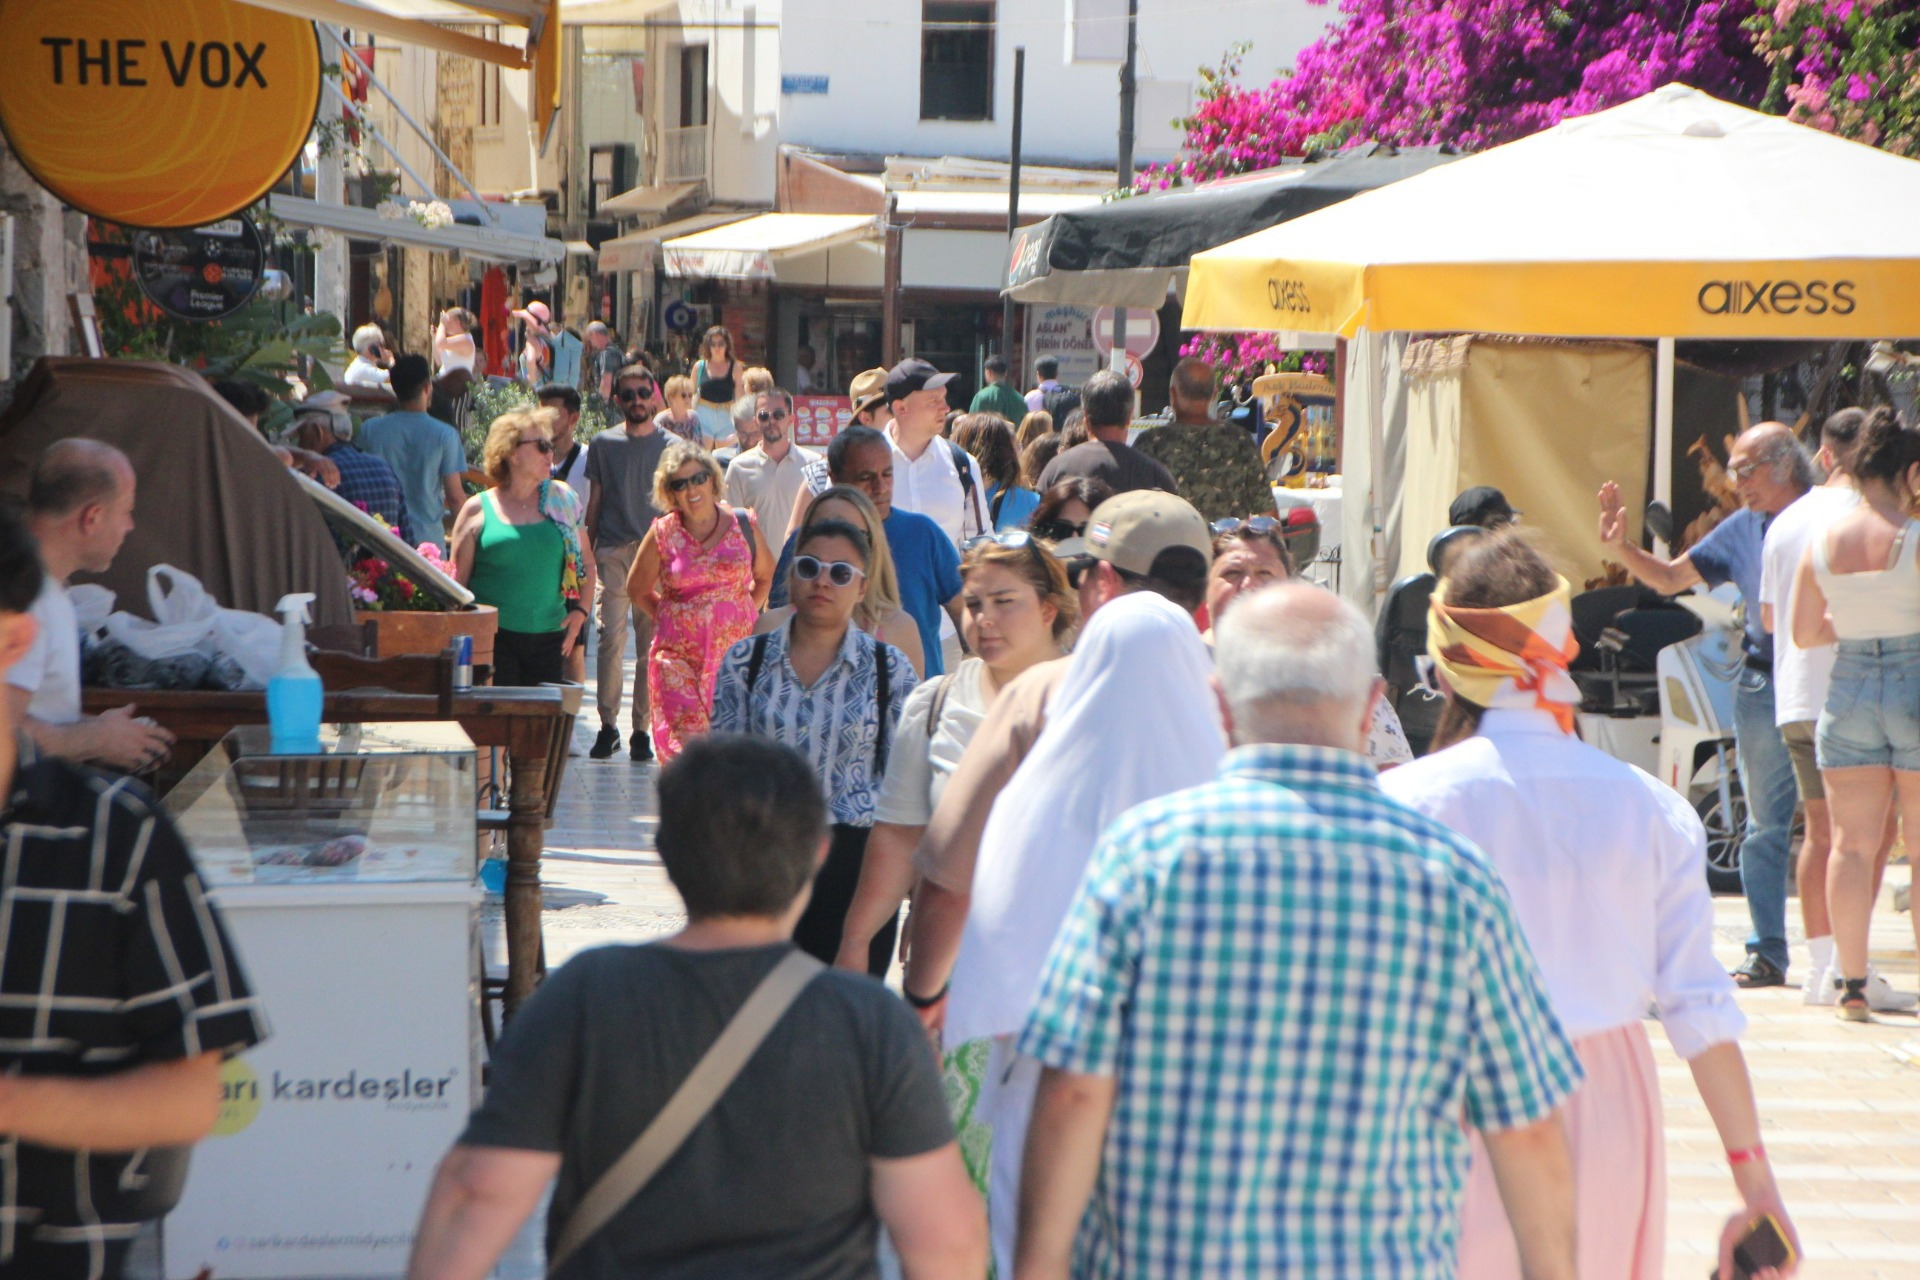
[615,386,655,402]
[756,409,790,422]
[518,437,554,454]
[1032,518,1086,542]
[793,555,867,587]
[667,471,712,493]
[1211,516,1280,536]
[1065,554,1099,590]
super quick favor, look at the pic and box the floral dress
[647,509,758,762]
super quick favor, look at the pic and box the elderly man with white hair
[344,323,394,389]
[1015,583,1586,1280]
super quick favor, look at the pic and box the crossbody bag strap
[546,950,823,1277]
[744,632,772,736]
[873,639,892,778]
[947,440,985,537]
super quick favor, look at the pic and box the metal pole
[882,193,902,367]
[1111,0,1139,377]
[1002,46,1025,362]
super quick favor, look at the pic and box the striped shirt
[1,735,269,1273]
[1020,744,1581,1279]
[711,622,917,826]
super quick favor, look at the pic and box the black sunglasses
[667,471,712,493]
[793,555,867,587]
[1032,518,1086,542]
[756,409,790,422]
[519,437,554,454]
[615,385,655,401]
[1064,554,1099,589]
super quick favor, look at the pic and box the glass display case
[166,723,477,886]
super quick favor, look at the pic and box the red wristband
[1725,1144,1767,1166]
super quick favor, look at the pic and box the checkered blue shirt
[1020,744,1582,1279]
[327,442,409,534]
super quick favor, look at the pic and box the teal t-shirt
[357,411,467,553]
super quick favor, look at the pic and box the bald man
[7,439,174,771]
[1598,422,1812,991]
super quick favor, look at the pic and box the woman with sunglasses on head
[1027,476,1114,545]
[691,326,738,447]
[758,487,926,677]
[713,520,919,974]
[450,409,594,686]
[953,414,1041,532]
[1204,518,1414,768]
[626,442,773,763]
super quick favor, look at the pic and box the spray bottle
[267,593,323,754]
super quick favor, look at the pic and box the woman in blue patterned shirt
[712,519,917,975]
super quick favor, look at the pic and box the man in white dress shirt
[1757,407,1911,1010]
[882,359,986,669]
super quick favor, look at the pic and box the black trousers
[792,824,896,978]
[492,627,566,687]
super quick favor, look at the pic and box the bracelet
[902,981,949,1010]
[1726,1144,1767,1166]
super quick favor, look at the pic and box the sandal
[1838,976,1872,1024]
[1731,953,1787,989]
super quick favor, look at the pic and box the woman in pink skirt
[627,441,773,762]
[1382,531,1799,1280]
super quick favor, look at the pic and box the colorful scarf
[1428,575,1582,732]
[538,477,586,604]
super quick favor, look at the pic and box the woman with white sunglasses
[712,520,919,974]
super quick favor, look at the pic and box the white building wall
[775,0,1329,168]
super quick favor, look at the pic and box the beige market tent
[1182,84,1920,605]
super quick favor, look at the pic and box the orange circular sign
[0,0,320,229]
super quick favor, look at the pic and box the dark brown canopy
[0,359,353,625]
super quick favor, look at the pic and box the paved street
[507,639,1920,1279]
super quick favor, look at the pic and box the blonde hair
[1016,410,1053,450]
[663,374,696,401]
[483,408,554,486]
[651,439,725,514]
[963,539,1079,643]
[801,486,902,631]
[741,366,775,396]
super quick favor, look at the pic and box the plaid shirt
[326,441,410,534]
[0,736,268,1277]
[1020,744,1581,1280]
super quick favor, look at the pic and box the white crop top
[1813,517,1920,639]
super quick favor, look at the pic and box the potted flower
[347,535,498,671]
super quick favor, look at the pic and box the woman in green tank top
[450,410,594,685]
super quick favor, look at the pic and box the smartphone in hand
[1714,1213,1796,1280]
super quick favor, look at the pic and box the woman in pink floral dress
[627,441,774,762]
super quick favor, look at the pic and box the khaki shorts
[1781,720,1825,803]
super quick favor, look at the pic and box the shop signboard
[0,0,322,229]
[1025,304,1100,389]
[793,394,851,446]
[132,217,266,322]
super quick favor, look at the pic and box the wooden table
[83,684,581,1017]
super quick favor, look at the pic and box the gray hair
[351,323,385,356]
[1215,584,1377,746]
[1757,432,1816,489]
[730,394,760,428]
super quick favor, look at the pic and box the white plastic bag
[84,567,283,691]
[148,565,283,689]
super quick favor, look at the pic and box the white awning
[268,194,566,265]
[596,211,758,272]
[662,214,877,281]
[599,182,703,219]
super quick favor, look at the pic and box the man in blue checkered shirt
[284,398,409,535]
[1017,585,1584,1280]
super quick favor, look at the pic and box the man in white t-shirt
[6,440,174,770]
[1758,408,1911,1010]
[724,387,818,549]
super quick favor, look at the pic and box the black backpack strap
[872,639,892,778]
[988,484,1009,527]
[734,507,757,558]
[745,632,772,734]
[947,440,985,537]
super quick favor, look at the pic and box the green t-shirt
[468,493,567,633]
[969,381,1029,425]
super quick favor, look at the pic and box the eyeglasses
[793,555,867,587]
[667,471,712,493]
[756,409,790,422]
[1032,518,1086,542]
[1729,459,1765,481]
[518,437,554,454]
[1211,516,1280,536]
[615,386,655,402]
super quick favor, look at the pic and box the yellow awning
[1183,85,1920,341]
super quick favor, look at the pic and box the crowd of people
[18,324,1916,1280]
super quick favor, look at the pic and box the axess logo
[1697,279,1856,317]
[1267,277,1312,315]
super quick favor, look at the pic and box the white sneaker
[1804,961,1838,1006]
[1868,967,1919,1013]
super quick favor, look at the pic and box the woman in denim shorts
[1792,407,1920,1023]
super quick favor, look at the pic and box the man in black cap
[1448,485,1521,530]
[884,358,988,549]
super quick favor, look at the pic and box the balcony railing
[659,126,708,185]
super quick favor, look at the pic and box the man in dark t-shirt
[1036,369,1175,497]
[409,735,984,1280]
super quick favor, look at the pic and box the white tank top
[1812,517,1920,639]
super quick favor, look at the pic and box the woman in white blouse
[1382,532,1796,1280]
